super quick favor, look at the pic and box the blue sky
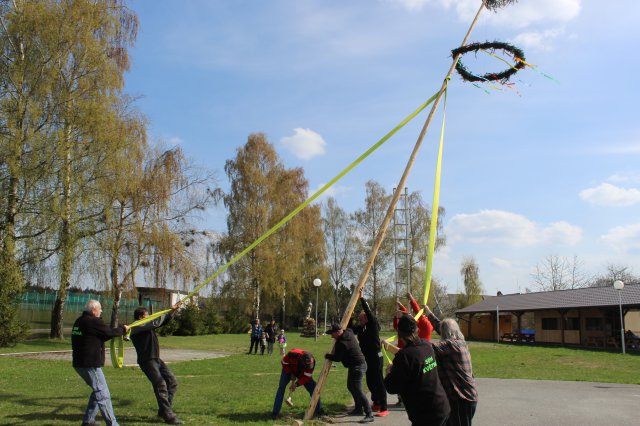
[125,0,640,296]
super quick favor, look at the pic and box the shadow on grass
[217,402,347,424]
[0,392,152,425]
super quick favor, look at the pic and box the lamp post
[313,278,322,341]
[613,280,625,354]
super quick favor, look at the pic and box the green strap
[179,90,441,304]
[422,87,448,305]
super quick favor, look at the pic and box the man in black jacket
[384,314,450,426]
[325,323,374,423]
[353,288,388,416]
[72,300,129,426]
[130,305,183,425]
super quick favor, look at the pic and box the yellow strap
[422,88,448,305]
[110,336,125,368]
[178,91,441,304]
[111,309,173,368]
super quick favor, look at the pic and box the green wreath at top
[451,41,526,83]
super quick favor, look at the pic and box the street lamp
[613,280,626,355]
[313,278,322,341]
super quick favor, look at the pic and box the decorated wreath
[451,41,526,83]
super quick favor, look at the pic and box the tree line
[0,1,216,344]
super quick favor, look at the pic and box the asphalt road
[328,378,640,426]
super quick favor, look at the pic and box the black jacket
[130,312,173,364]
[71,311,126,368]
[353,297,381,359]
[384,339,450,425]
[265,323,277,343]
[326,328,365,368]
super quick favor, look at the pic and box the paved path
[328,378,640,426]
[0,347,228,365]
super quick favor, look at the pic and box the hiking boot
[360,414,375,423]
[163,416,184,425]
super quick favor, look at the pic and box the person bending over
[325,323,374,423]
[271,348,325,420]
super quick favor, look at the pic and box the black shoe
[360,414,375,423]
[164,416,184,425]
[271,413,278,420]
[348,409,364,416]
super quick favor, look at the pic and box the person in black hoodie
[325,323,374,423]
[353,288,388,416]
[130,304,183,425]
[384,314,450,426]
[71,299,128,426]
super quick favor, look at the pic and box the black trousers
[249,336,260,354]
[347,362,371,415]
[139,359,178,418]
[447,398,477,426]
[364,353,387,410]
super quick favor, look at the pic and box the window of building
[585,317,603,331]
[565,317,580,330]
[542,318,559,330]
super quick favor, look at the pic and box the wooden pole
[304,2,487,420]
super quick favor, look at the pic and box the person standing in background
[265,319,277,355]
[248,318,263,354]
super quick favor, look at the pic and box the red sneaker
[371,404,381,412]
[375,410,390,417]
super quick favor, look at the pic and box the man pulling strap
[353,288,388,416]
[130,304,183,424]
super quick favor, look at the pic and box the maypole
[303,1,491,420]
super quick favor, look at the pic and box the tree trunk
[50,125,73,339]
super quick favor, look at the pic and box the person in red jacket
[271,348,325,420]
[393,292,434,348]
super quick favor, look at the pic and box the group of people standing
[249,318,287,355]
[272,289,477,426]
[384,293,478,426]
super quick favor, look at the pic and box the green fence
[18,290,161,330]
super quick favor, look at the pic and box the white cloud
[608,172,640,184]
[280,128,327,160]
[480,0,581,29]
[540,221,583,246]
[490,257,512,268]
[447,209,582,247]
[511,28,564,51]
[311,183,351,200]
[579,183,640,207]
[387,0,431,11]
[601,224,640,252]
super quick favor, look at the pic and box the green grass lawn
[1,333,639,425]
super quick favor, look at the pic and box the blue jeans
[74,367,119,426]
[272,368,323,416]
